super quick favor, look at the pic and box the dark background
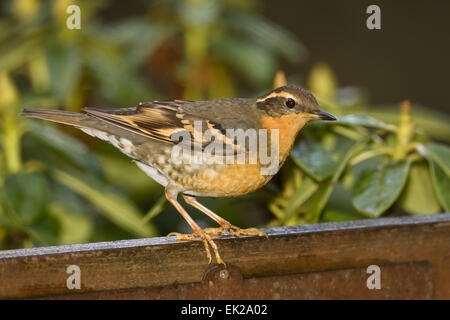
[265,0,450,113]
[101,0,450,113]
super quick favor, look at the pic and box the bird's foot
[167,231,225,265]
[204,223,268,238]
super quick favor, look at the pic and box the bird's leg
[164,189,224,265]
[183,195,268,238]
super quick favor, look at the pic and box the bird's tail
[20,108,90,128]
[20,108,148,144]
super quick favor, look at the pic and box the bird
[21,85,336,265]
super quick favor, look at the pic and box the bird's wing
[83,100,240,151]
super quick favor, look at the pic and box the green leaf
[417,142,450,212]
[53,170,156,238]
[1,172,49,225]
[178,0,221,25]
[305,181,334,223]
[48,203,93,245]
[96,148,159,196]
[86,52,154,105]
[0,30,45,72]
[336,115,395,131]
[429,159,450,212]
[282,175,318,223]
[304,135,371,223]
[399,162,441,215]
[142,194,168,224]
[47,42,82,101]
[101,20,174,69]
[27,121,103,175]
[423,142,450,177]
[212,36,276,86]
[227,12,306,65]
[353,160,411,217]
[363,106,450,142]
[27,214,60,246]
[321,209,364,222]
[291,140,337,181]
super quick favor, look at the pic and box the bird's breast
[139,148,275,197]
[260,113,309,162]
[174,162,274,197]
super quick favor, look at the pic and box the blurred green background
[0,0,448,250]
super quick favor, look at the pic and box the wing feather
[83,101,240,152]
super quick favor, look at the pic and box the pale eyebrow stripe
[256,91,295,103]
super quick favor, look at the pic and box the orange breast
[260,113,309,163]
[192,162,272,197]
[163,113,310,197]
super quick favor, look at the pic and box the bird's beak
[311,109,336,121]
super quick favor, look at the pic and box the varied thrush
[21,85,336,265]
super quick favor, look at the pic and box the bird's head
[256,85,336,121]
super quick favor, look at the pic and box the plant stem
[3,111,23,173]
[350,147,393,166]
[0,72,22,174]
[332,125,365,140]
[142,194,167,224]
[394,100,415,160]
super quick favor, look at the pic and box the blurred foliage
[0,0,448,250]
[0,0,305,249]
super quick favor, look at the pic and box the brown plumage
[21,85,335,265]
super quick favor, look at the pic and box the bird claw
[166,232,197,241]
[231,227,268,238]
[166,225,266,266]
[209,224,268,238]
[166,230,225,266]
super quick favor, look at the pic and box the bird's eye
[285,98,295,108]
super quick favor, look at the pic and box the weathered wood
[0,214,449,299]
